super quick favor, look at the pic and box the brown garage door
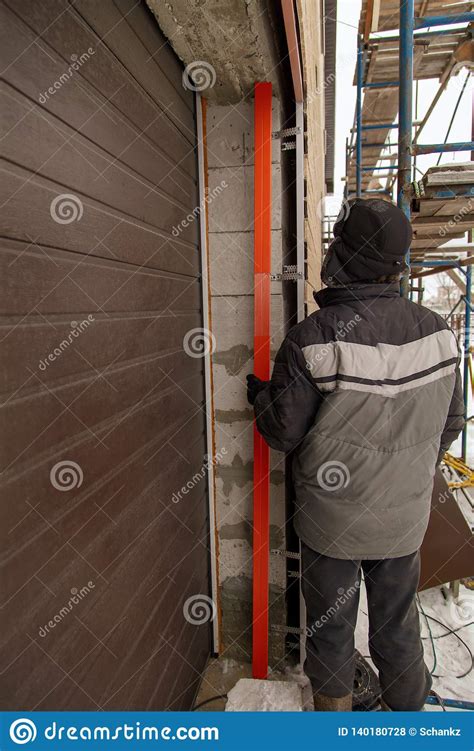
[1,0,211,710]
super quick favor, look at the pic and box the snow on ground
[226,678,303,711]
[418,585,474,703]
[355,580,474,709]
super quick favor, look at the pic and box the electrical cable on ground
[420,611,474,680]
[429,621,474,638]
[192,694,228,711]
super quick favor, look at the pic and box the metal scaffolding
[347,3,474,459]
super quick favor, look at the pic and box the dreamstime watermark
[318,193,351,224]
[306,581,361,634]
[454,325,466,351]
[182,60,216,92]
[450,66,474,95]
[317,460,351,491]
[38,315,94,371]
[183,327,216,358]
[39,49,96,103]
[171,448,227,505]
[50,460,83,492]
[38,582,95,638]
[183,594,216,625]
[172,179,228,237]
[8,718,219,744]
[439,197,472,237]
[307,71,336,106]
[50,193,84,224]
[9,718,37,745]
[305,316,362,369]
[437,488,452,504]
[368,199,393,214]
[448,594,474,627]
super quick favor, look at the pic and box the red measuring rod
[252,81,272,679]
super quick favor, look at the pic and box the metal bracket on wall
[272,548,301,576]
[271,548,302,560]
[271,624,304,635]
[281,0,306,674]
[272,126,302,152]
[270,265,304,282]
[272,126,302,139]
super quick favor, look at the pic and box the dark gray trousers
[301,542,432,710]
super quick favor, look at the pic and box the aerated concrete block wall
[206,99,287,664]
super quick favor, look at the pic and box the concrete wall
[146,0,281,103]
[207,100,287,663]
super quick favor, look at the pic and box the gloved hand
[246,374,267,405]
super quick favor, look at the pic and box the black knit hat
[322,198,412,286]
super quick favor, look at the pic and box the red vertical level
[252,82,272,679]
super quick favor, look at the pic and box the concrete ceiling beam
[146,0,282,103]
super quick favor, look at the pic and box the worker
[247,198,465,712]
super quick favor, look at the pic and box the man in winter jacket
[247,198,465,711]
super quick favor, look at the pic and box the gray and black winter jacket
[254,283,464,560]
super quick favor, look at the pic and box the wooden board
[420,470,473,590]
[359,0,474,35]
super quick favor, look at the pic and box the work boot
[313,692,352,711]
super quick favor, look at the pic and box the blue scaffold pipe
[360,123,397,131]
[362,165,399,171]
[415,12,474,29]
[462,264,472,460]
[364,81,399,88]
[398,0,414,298]
[425,696,474,711]
[356,35,363,198]
[413,141,474,155]
[411,261,464,267]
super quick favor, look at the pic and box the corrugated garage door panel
[2,88,196,242]
[1,5,195,201]
[0,0,211,710]
[4,0,195,151]
[1,175,200,277]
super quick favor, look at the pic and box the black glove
[246,374,267,405]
